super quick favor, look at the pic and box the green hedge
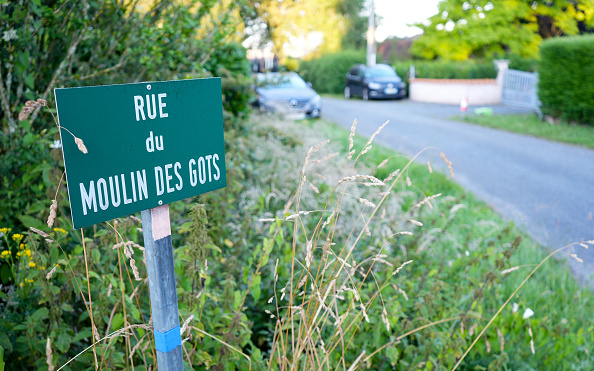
[298,54,509,95]
[507,54,539,72]
[298,50,365,94]
[394,60,497,80]
[539,35,594,125]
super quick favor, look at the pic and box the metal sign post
[141,205,183,369]
[54,79,226,370]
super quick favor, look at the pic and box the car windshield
[365,67,397,78]
[259,74,308,89]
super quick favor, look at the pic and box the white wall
[408,60,510,105]
[409,79,499,105]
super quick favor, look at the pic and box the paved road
[322,97,594,285]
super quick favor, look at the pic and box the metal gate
[501,69,540,109]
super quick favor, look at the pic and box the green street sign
[55,78,226,229]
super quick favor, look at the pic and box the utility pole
[367,0,376,67]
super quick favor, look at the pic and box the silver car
[254,72,322,118]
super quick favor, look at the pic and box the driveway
[322,97,594,286]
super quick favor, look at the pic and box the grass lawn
[460,113,594,149]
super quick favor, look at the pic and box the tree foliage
[412,0,594,60]
[338,0,368,50]
[0,0,251,234]
[243,0,367,58]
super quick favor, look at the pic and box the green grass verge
[460,114,594,149]
[298,116,594,367]
[321,93,346,100]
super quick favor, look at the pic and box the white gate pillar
[494,59,510,103]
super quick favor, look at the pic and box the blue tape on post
[154,326,182,353]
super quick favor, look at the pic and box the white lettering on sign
[108,176,121,207]
[80,182,97,215]
[78,153,222,216]
[80,170,148,215]
[189,153,221,187]
[165,163,174,193]
[134,93,168,121]
[155,166,164,196]
[174,162,183,190]
[146,131,164,152]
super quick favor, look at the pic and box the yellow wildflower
[29,261,36,268]
[0,227,11,235]
[24,249,31,258]
[0,250,10,258]
[53,228,67,234]
[20,282,25,287]
[19,243,26,249]
[12,233,24,242]
[27,278,34,283]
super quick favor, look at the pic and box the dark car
[344,64,406,100]
[254,72,322,118]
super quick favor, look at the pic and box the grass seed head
[497,328,504,352]
[130,258,141,281]
[383,169,400,183]
[381,307,390,332]
[19,100,42,121]
[348,119,358,153]
[377,158,389,169]
[47,200,57,228]
[93,324,100,342]
[501,266,520,275]
[30,227,50,238]
[46,265,58,280]
[360,303,370,323]
[528,327,535,354]
[358,198,376,208]
[74,136,88,154]
[46,338,54,371]
[440,152,455,178]
[365,120,389,148]
[570,253,583,263]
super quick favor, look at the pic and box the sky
[374,0,442,41]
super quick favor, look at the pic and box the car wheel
[344,86,351,99]
[362,88,369,101]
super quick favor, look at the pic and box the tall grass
[3,101,594,370]
[260,118,455,369]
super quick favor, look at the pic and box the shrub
[298,50,366,94]
[395,60,497,80]
[0,1,257,369]
[507,55,539,72]
[539,35,594,125]
[0,0,253,233]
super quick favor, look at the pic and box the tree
[338,0,368,50]
[411,0,594,60]
[261,0,348,57]
[242,0,367,58]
